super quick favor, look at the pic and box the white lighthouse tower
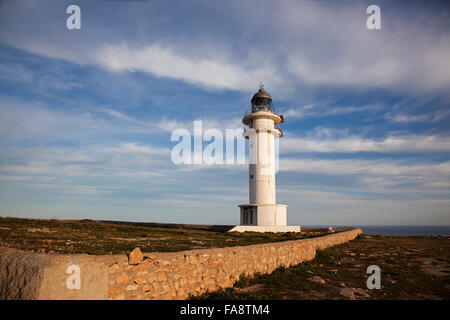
[230,86,301,233]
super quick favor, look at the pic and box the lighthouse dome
[251,86,272,106]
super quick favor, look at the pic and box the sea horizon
[303,225,450,236]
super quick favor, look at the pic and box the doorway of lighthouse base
[240,206,257,225]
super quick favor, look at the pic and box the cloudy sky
[0,0,449,226]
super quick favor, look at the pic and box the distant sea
[304,225,450,236]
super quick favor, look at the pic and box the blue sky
[0,0,449,226]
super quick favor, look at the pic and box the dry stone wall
[0,229,362,300]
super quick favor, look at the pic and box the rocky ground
[0,217,328,254]
[194,234,450,300]
[1,217,448,300]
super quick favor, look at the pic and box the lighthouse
[230,86,301,233]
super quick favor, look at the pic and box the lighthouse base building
[230,86,301,233]
[231,204,300,233]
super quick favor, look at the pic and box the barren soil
[195,234,450,300]
[0,217,328,254]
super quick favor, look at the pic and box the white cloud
[279,157,450,205]
[29,182,109,196]
[0,62,32,82]
[155,116,242,134]
[95,107,137,122]
[0,174,32,182]
[385,109,450,123]
[283,108,305,119]
[281,134,450,153]
[94,43,282,91]
[0,96,110,140]
[0,1,449,225]
[282,103,381,120]
[277,186,450,226]
[0,142,171,182]
[1,0,449,94]
[281,158,450,178]
[277,1,450,93]
[107,142,170,156]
